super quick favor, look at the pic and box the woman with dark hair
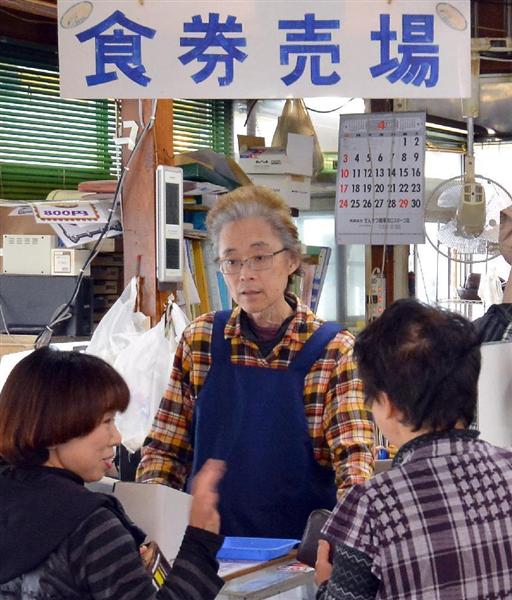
[137,185,374,539]
[315,299,512,600]
[0,347,225,599]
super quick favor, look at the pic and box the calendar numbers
[335,112,426,245]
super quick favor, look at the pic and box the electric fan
[425,120,512,261]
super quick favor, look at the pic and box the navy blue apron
[190,310,342,538]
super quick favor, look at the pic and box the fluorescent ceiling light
[426,121,467,135]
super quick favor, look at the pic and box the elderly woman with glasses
[137,185,374,538]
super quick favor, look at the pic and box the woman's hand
[315,539,333,585]
[189,459,226,534]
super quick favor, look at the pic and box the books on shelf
[308,245,331,313]
[183,238,232,319]
[179,173,234,316]
[191,239,211,315]
[293,245,331,312]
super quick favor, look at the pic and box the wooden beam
[370,245,395,307]
[121,99,174,323]
[0,0,57,19]
[154,100,174,166]
[0,4,57,43]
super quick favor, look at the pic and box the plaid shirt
[137,295,374,497]
[322,430,512,599]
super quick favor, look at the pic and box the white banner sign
[57,0,470,99]
[335,112,426,245]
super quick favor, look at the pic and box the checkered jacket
[137,294,374,497]
[322,430,512,599]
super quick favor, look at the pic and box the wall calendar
[335,111,426,245]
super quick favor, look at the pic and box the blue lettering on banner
[179,13,247,86]
[278,13,340,86]
[370,14,439,87]
[76,10,156,87]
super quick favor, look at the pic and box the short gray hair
[206,185,302,265]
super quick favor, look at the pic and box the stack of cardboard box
[237,133,314,211]
[91,252,124,326]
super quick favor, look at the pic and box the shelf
[438,298,482,305]
[183,204,209,211]
[184,228,208,240]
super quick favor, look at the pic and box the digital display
[157,166,183,282]
[165,238,180,269]
[165,182,180,225]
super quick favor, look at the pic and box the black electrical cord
[304,98,356,113]
[243,99,259,127]
[34,101,158,349]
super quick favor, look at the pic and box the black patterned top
[319,430,512,599]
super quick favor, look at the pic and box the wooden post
[367,99,396,308]
[121,99,174,323]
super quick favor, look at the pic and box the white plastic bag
[114,302,189,452]
[86,278,189,452]
[478,267,504,310]
[86,277,148,363]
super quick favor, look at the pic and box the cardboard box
[249,173,311,210]
[93,280,120,295]
[0,334,36,357]
[114,482,191,561]
[0,337,36,392]
[93,294,119,310]
[92,252,124,267]
[85,238,119,253]
[238,133,314,176]
[90,265,122,281]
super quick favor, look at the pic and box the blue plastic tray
[217,537,300,561]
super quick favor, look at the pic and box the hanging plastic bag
[272,99,324,175]
[86,277,148,364]
[478,267,503,310]
[114,301,189,453]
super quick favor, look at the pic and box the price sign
[335,112,425,245]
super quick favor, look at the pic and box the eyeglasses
[218,248,288,275]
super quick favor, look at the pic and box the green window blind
[0,38,233,201]
[0,37,119,201]
[172,99,234,156]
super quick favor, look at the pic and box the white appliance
[477,340,512,448]
[2,234,57,275]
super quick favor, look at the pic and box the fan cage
[425,174,512,263]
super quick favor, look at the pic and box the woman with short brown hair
[0,347,225,599]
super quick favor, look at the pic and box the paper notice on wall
[33,202,103,224]
[50,204,122,247]
[32,198,115,224]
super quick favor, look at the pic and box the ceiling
[1,0,56,19]
[409,74,512,139]
[3,0,512,142]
